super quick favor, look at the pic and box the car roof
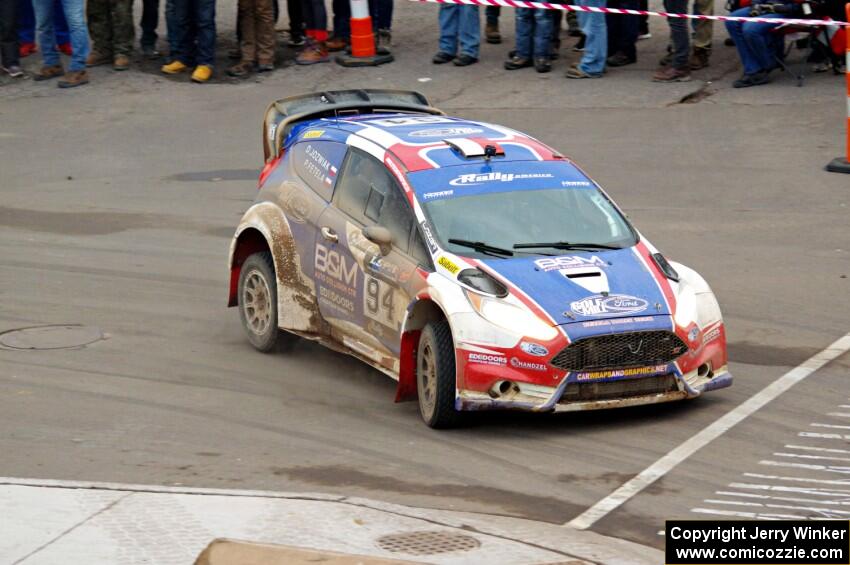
[290,113,567,173]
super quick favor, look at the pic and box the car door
[315,148,426,368]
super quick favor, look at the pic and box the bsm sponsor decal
[569,294,648,317]
[315,243,358,292]
[468,352,506,366]
[510,357,547,372]
[576,364,668,381]
[535,255,606,272]
[449,172,554,186]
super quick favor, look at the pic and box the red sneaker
[57,43,72,56]
[19,42,37,57]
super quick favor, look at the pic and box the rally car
[228,89,732,428]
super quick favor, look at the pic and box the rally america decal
[449,172,554,186]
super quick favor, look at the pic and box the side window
[291,140,347,201]
[334,149,414,254]
[408,226,432,267]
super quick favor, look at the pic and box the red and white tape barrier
[411,0,850,27]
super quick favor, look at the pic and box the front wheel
[238,252,298,353]
[417,320,461,428]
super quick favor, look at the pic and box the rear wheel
[417,321,461,428]
[238,252,298,353]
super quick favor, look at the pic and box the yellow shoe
[161,60,188,74]
[191,65,213,83]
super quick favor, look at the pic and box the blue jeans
[725,7,782,74]
[33,0,88,70]
[576,0,606,75]
[515,8,552,59]
[19,0,69,45]
[438,4,479,58]
[170,0,215,66]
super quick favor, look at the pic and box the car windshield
[422,185,636,258]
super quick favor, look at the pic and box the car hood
[479,247,674,335]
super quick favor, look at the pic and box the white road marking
[728,482,850,497]
[811,423,850,430]
[799,431,850,440]
[565,333,850,530]
[743,472,850,486]
[774,452,850,463]
[838,405,850,409]
[827,413,850,418]
[760,460,850,474]
[691,508,805,519]
[785,444,850,455]
[715,490,850,507]
[704,498,850,517]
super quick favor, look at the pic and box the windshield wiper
[448,238,514,257]
[512,241,621,251]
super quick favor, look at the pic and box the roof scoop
[444,138,504,159]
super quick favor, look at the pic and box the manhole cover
[0,325,105,350]
[376,531,481,556]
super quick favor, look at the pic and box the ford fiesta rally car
[228,89,732,428]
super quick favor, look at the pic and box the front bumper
[455,366,733,413]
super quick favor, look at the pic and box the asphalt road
[1,0,849,551]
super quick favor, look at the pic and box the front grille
[550,330,687,372]
[559,374,679,403]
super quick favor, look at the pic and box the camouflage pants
[238,0,275,65]
[87,0,134,56]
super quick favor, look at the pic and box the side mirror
[363,225,393,256]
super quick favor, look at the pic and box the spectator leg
[57,0,88,70]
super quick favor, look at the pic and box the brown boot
[295,40,329,65]
[326,36,347,52]
[485,22,501,44]
[652,66,691,82]
[226,61,253,77]
[33,64,64,81]
[113,54,130,71]
[689,47,710,70]
[86,50,112,67]
[58,70,89,88]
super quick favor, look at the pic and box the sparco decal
[468,352,506,366]
[408,127,483,138]
[510,358,547,372]
[569,294,648,317]
[535,255,606,272]
[315,243,358,290]
[421,221,439,253]
[448,172,555,186]
[519,342,549,356]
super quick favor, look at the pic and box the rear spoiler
[262,89,444,162]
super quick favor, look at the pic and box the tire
[417,320,461,428]
[238,252,298,353]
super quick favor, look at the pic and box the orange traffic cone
[336,0,393,66]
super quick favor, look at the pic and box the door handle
[320,226,338,243]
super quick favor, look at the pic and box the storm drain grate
[376,530,481,556]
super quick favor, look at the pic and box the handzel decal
[468,352,506,366]
[510,357,547,372]
[535,255,606,272]
[408,127,484,138]
[702,327,721,345]
[519,342,549,356]
[576,364,668,381]
[449,172,555,186]
[438,256,460,274]
[569,294,649,317]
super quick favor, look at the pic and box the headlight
[695,292,722,328]
[465,291,558,341]
[457,268,507,297]
[673,280,722,330]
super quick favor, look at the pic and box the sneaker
[607,52,636,67]
[58,69,89,88]
[142,45,161,59]
[56,42,72,56]
[652,66,691,82]
[295,40,329,65]
[326,36,348,52]
[432,51,454,64]
[453,54,477,66]
[485,22,501,44]
[504,55,533,70]
[732,70,770,88]
[689,47,710,70]
[19,42,37,57]
[535,57,552,73]
[191,64,213,82]
[113,54,130,71]
[86,50,112,67]
[227,61,253,77]
[3,65,24,77]
[161,60,189,74]
[572,35,586,52]
[33,64,64,81]
[638,32,652,40]
[566,66,602,78]
[256,62,274,72]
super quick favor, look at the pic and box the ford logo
[569,294,649,317]
[519,342,549,357]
